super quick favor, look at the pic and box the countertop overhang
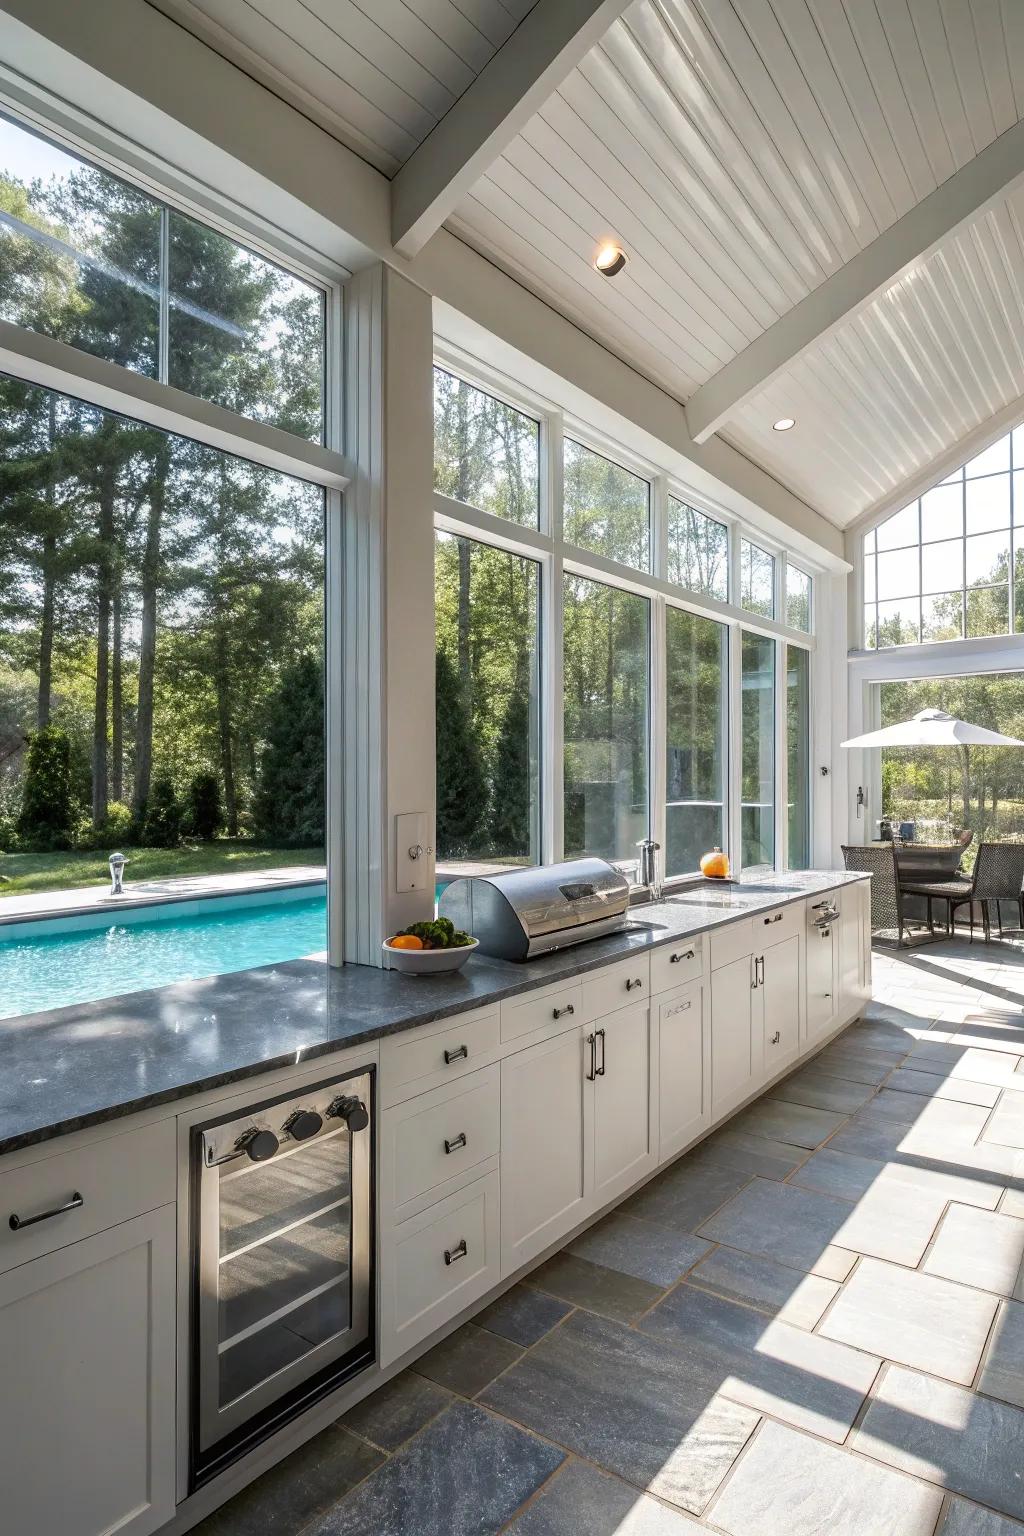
[0,871,868,1155]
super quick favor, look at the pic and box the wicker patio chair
[842,844,911,945]
[948,841,1024,941]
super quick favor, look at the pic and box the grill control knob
[326,1095,370,1133]
[236,1126,279,1162]
[284,1109,323,1142]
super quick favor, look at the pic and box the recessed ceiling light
[594,243,627,277]
[773,417,796,432]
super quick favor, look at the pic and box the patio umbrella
[841,708,1024,750]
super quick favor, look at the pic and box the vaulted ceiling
[150,0,1024,533]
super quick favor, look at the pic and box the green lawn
[0,841,325,899]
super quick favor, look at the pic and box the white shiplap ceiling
[148,0,1024,529]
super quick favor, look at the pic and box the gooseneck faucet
[636,838,662,901]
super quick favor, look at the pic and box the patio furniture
[947,841,1024,942]
[842,844,912,945]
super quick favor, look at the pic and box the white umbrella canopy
[842,708,1024,750]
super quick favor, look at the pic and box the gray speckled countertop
[0,870,867,1155]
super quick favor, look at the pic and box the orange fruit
[700,847,730,879]
[389,934,424,950]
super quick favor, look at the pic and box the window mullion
[776,640,788,872]
[651,593,667,877]
[728,623,743,873]
[158,205,169,387]
[545,411,565,864]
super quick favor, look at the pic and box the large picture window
[665,607,727,876]
[787,646,811,869]
[741,632,776,869]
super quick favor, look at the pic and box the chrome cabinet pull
[764,912,783,924]
[443,1044,468,1065]
[758,956,765,986]
[670,948,695,964]
[9,1191,83,1231]
[585,1032,597,1082]
[596,1027,606,1077]
[444,1132,467,1155]
[770,1030,781,1045]
[625,977,643,992]
[553,1003,575,1020]
[444,1239,468,1266]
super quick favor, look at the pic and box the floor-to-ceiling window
[741,632,776,870]
[665,607,727,877]
[787,645,811,869]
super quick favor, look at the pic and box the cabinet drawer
[383,1066,500,1219]
[651,936,702,993]
[581,953,650,1018]
[380,1006,500,1107]
[501,978,583,1044]
[753,901,803,946]
[709,918,753,972]
[0,1119,175,1276]
[380,1171,499,1367]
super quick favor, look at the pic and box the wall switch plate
[396,812,432,893]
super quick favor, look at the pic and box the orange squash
[700,847,730,879]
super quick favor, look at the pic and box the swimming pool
[0,888,328,1020]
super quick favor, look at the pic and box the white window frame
[0,98,350,958]
[432,340,819,884]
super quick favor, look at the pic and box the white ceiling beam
[686,116,1024,446]
[390,0,630,258]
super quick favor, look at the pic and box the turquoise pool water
[0,893,328,1020]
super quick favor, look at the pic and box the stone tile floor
[196,938,1024,1535]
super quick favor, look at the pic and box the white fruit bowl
[382,938,479,975]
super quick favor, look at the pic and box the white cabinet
[761,934,801,1071]
[806,914,837,1042]
[500,1026,590,1271]
[658,981,707,1161]
[710,953,758,1117]
[0,1206,176,1536]
[591,1002,655,1207]
[839,882,871,1005]
[712,924,803,1115]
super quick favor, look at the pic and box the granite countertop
[0,870,867,1155]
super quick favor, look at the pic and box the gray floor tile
[638,1282,879,1442]
[924,1204,1024,1298]
[985,1090,1024,1149]
[686,1127,807,1180]
[620,1160,752,1233]
[732,1097,847,1149]
[474,1284,573,1347]
[941,1496,1024,1536]
[686,1247,838,1329]
[855,1364,1024,1522]
[978,1300,1024,1409]
[568,1211,710,1286]
[1001,1187,1024,1218]
[709,1418,942,1536]
[820,1256,997,1385]
[307,1400,564,1536]
[771,1069,876,1115]
[937,1018,1024,1055]
[192,1425,382,1535]
[810,1046,900,1085]
[413,1322,523,1397]
[507,1459,708,1535]
[339,1371,451,1452]
[885,1066,1001,1107]
[908,1041,1023,1087]
[480,1310,759,1515]
[527,1251,663,1322]
[788,1145,999,1208]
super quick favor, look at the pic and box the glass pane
[965,474,1010,533]
[0,114,160,375]
[921,539,963,594]
[864,528,877,555]
[864,552,876,602]
[434,533,541,867]
[966,585,1009,637]
[786,646,810,870]
[1014,424,1024,467]
[877,547,920,600]
[741,633,775,869]
[168,211,324,441]
[432,369,540,527]
[877,597,920,646]
[740,538,775,617]
[1016,548,1024,633]
[876,502,919,550]
[864,605,877,648]
[966,532,1009,587]
[920,482,963,542]
[786,565,811,631]
[1014,471,1024,523]
[921,592,963,642]
[965,435,1011,477]
[563,574,649,863]
[665,607,726,878]
[563,438,649,568]
[666,499,728,599]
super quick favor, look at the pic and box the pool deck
[0,865,326,925]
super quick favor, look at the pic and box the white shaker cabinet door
[710,952,757,1118]
[591,1002,655,1207]
[657,982,707,1162]
[0,1205,176,1536]
[761,934,801,1072]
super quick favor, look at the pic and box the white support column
[343,264,436,964]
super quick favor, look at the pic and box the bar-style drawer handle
[625,977,643,991]
[443,1044,468,1065]
[444,1132,467,1155]
[670,949,695,963]
[9,1191,83,1231]
[553,1003,575,1019]
[770,1030,781,1045]
[444,1239,468,1266]
[764,912,784,924]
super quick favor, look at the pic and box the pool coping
[0,868,327,928]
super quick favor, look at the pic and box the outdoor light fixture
[594,243,627,277]
[773,417,796,431]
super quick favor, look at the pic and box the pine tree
[435,648,487,858]
[488,683,532,856]
[16,725,76,850]
[143,777,184,848]
[188,772,222,841]
[253,655,324,846]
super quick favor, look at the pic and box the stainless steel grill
[438,857,630,961]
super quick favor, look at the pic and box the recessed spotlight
[773,417,796,432]
[594,243,627,277]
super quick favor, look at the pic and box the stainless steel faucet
[636,838,662,900]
